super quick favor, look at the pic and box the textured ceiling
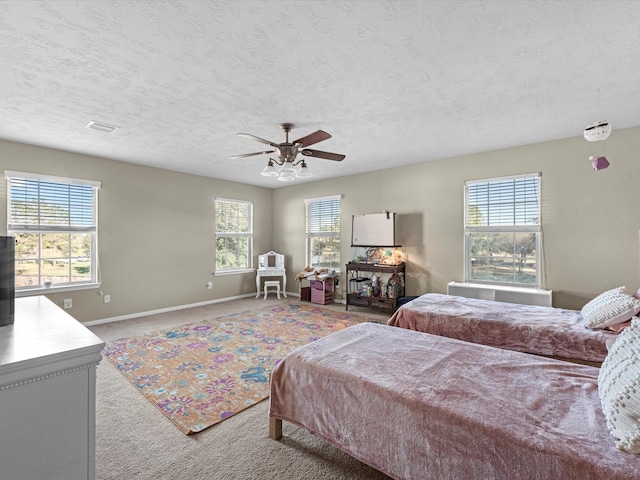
[2,0,640,188]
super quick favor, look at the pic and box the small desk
[256,268,287,298]
[255,251,287,298]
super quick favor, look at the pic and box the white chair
[263,280,281,299]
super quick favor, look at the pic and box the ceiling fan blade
[230,150,274,159]
[237,133,279,148]
[301,149,345,161]
[293,130,332,148]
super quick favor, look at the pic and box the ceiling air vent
[86,121,119,133]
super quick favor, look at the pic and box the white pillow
[581,286,640,329]
[598,317,640,453]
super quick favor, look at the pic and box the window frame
[304,194,342,271]
[214,197,253,275]
[464,173,542,288]
[5,170,101,296]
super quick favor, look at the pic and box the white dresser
[0,296,104,480]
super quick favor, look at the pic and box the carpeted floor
[91,298,393,480]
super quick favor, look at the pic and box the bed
[387,292,621,364]
[269,322,640,480]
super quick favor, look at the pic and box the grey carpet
[91,298,393,480]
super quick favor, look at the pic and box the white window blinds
[5,170,101,292]
[465,173,540,228]
[305,195,341,234]
[7,174,99,232]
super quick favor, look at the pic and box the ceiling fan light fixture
[279,163,297,175]
[296,161,313,178]
[233,123,345,182]
[260,159,279,177]
[277,174,295,182]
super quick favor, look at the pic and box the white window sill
[214,268,254,276]
[16,282,102,297]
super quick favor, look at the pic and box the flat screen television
[0,236,15,327]
[351,212,398,247]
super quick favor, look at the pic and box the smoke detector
[583,120,611,142]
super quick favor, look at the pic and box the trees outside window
[305,195,341,270]
[464,174,541,287]
[6,171,100,291]
[215,198,253,272]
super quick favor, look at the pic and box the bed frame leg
[269,417,282,440]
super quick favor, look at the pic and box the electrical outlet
[103,294,111,303]
[64,298,72,309]
[206,281,213,289]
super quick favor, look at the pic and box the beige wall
[273,126,640,310]
[2,126,639,321]
[0,140,273,322]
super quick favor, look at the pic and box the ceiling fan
[230,123,345,181]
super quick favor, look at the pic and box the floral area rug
[102,303,372,434]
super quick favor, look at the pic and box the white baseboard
[84,291,348,326]
[84,292,272,326]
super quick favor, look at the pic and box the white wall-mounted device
[583,120,611,142]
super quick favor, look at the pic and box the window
[305,195,341,270]
[464,173,541,287]
[6,170,100,293]
[215,198,253,273]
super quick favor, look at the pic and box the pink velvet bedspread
[387,293,617,363]
[269,322,638,480]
